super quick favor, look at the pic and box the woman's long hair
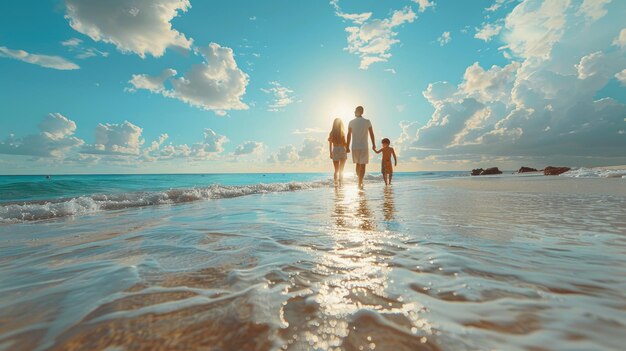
[329,118,346,146]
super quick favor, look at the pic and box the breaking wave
[561,167,626,178]
[0,181,331,223]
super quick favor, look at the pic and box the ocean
[0,170,625,350]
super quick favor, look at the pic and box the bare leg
[358,164,366,188]
[339,159,346,184]
[389,173,393,185]
[383,173,388,185]
[333,160,339,183]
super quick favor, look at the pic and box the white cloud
[474,22,502,42]
[141,128,228,161]
[437,31,451,46]
[292,128,326,135]
[0,113,84,157]
[576,0,611,22]
[333,2,417,69]
[422,81,456,106]
[261,81,295,111]
[503,0,569,59]
[128,68,177,93]
[61,38,108,59]
[613,28,626,49]
[0,46,79,70]
[64,0,192,58]
[298,138,324,160]
[83,121,144,155]
[485,0,507,12]
[615,69,626,86]
[191,128,228,156]
[61,38,82,47]
[404,0,626,162]
[267,145,299,163]
[128,43,249,114]
[384,68,397,74]
[267,137,325,164]
[412,0,436,13]
[233,141,264,155]
[330,0,372,25]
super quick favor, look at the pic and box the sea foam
[0,181,330,223]
[560,167,626,178]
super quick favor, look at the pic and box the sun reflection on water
[278,184,435,349]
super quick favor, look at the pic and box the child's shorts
[381,160,393,174]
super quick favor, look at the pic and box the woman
[328,118,348,184]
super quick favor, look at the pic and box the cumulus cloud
[128,68,177,93]
[64,0,192,58]
[261,81,296,111]
[191,128,228,156]
[333,1,417,69]
[413,0,436,13]
[502,0,570,59]
[128,43,249,114]
[267,145,299,164]
[613,28,626,49]
[82,121,144,155]
[298,138,324,160]
[616,69,626,86]
[0,113,84,157]
[267,137,325,164]
[576,0,611,22]
[0,46,79,70]
[403,0,626,163]
[151,128,228,160]
[233,141,264,155]
[474,22,502,42]
[437,31,451,46]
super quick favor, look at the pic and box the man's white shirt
[348,117,372,150]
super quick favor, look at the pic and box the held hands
[346,147,350,153]
[372,145,377,152]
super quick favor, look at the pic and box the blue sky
[1,0,624,174]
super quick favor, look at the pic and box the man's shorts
[351,149,369,164]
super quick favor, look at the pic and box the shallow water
[0,176,625,350]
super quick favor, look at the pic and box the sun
[328,100,356,120]
[322,92,361,125]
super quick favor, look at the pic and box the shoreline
[427,173,626,196]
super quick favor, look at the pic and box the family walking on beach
[328,106,397,188]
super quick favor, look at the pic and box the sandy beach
[427,173,626,196]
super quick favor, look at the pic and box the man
[346,106,376,189]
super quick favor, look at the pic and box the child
[374,138,397,185]
[328,118,348,184]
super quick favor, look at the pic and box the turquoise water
[0,172,459,203]
[0,172,461,223]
